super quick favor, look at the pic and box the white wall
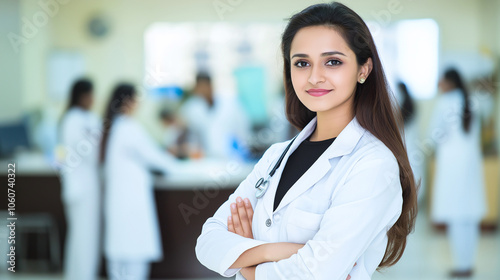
[0,0,23,122]
[6,0,499,141]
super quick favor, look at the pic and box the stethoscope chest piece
[254,135,297,199]
[255,177,268,198]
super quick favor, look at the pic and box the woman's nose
[308,65,326,85]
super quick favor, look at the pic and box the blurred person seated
[180,72,251,160]
[159,108,189,159]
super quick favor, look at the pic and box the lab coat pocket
[286,207,323,244]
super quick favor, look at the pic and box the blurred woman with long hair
[101,83,179,280]
[397,82,425,202]
[429,68,486,278]
[59,78,101,280]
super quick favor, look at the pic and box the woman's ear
[358,57,373,83]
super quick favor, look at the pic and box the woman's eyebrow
[291,51,347,59]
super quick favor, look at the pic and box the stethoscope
[255,136,297,198]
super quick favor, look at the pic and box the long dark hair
[443,68,472,132]
[398,82,415,125]
[66,79,93,111]
[281,2,417,268]
[59,79,93,139]
[100,83,136,163]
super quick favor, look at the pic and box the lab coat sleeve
[130,121,179,175]
[195,142,284,277]
[255,154,403,280]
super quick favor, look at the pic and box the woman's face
[123,96,138,115]
[290,25,369,117]
[80,92,93,110]
[438,78,454,93]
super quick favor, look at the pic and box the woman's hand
[227,196,254,239]
[346,262,357,280]
[227,196,355,280]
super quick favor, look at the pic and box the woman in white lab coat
[397,82,425,202]
[59,79,101,280]
[100,83,179,280]
[195,3,418,280]
[429,69,486,278]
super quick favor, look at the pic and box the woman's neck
[309,109,354,141]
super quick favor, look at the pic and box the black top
[273,135,336,211]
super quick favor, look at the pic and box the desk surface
[0,153,255,190]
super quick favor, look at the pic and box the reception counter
[0,153,254,278]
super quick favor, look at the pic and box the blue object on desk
[150,86,183,101]
[0,120,31,158]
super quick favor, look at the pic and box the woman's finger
[227,216,235,233]
[230,203,244,236]
[236,197,251,237]
[345,262,356,280]
[244,198,254,226]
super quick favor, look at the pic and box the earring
[359,77,366,84]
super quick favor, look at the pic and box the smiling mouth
[306,89,332,97]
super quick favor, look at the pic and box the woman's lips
[306,89,332,97]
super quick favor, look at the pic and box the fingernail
[236,197,242,203]
[228,216,232,221]
[231,203,236,209]
[244,198,250,205]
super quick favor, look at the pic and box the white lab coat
[180,95,251,159]
[59,107,101,280]
[104,115,178,262]
[404,119,426,202]
[428,89,486,222]
[195,117,403,280]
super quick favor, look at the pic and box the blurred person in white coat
[180,72,251,159]
[397,82,425,202]
[428,68,486,278]
[195,3,418,279]
[100,83,179,280]
[59,79,101,280]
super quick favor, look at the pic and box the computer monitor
[0,120,31,158]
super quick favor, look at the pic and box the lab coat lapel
[273,117,366,214]
[262,118,318,218]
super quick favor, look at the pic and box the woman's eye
[294,61,309,68]
[326,59,342,66]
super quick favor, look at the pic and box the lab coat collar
[263,116,366,215]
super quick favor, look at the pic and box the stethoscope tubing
[255,135,298,198]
